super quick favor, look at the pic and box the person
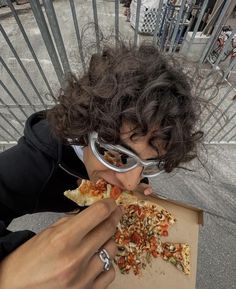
[0,43,202,288]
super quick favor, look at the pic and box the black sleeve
[0,221,35,260]
[0,137,54,260]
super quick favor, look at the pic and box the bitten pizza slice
[161,242,190,275]
[64,179,122,206]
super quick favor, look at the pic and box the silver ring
[98,248,111,272]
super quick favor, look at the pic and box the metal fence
[0,0,236,151]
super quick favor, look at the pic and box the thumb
[135,183,153,196]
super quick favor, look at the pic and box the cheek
[83,146,108,178]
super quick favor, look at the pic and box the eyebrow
[119,140,159,161]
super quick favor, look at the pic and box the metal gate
[0,0,236,151]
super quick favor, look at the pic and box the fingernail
[144,188,152,195]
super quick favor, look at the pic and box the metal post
[153,0,164,46]
[168,0,187,54]
[173,2,191,53]
[0,57,36,112]
[43,0,71,75]
[187,0,209,51]
[69,0,86,72]
[201,85,233,129]
[228,131,236,142]
[0,132,8,142]
[200,0,232,63]
[219,123,236,142]
[29,0,65,87]
[0,110,22,136]
[0,80,27,124]
[209,112,236,142]
[0,23,46,108]
[224,56,236,79]
[92,0,101,53]
[6,0,55,98]
[115,0,119,47]
[0,123,18,141]
[134,0,141,47]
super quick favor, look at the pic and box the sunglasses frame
[89,132,165,178]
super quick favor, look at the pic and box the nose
[115,166,143,191]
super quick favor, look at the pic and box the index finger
[65,198,120,240]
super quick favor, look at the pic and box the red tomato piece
[151,250,159,258]
[130,232,142,245]
[117,256,126,268]
[110,186,122,199]
[162,230,169,237]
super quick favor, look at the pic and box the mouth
[95,176,125,191]
[90,171,126,190]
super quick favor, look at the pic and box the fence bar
[209,112,236,142]
[43,0,71,75]
[219,123,236,142]
[0,109,22,136]
[69,0,85,72]
[187,0,209,51]
[153,0,164,46]
[0,78,28,120]
[201,85,233,129]
[0,23,46,108]
[205,99,236,139]
[115,0,119,47]
[175,1,195,53]
[213,27,236,68]
[92,0,101,53]
[168,0,187,53]
[224,55,236,79]
[163,4,176,52]
[134,0,141,47]
[0,104,53,109]
[0,132,8,142]
[29,0,64,87]
[200,0,232,63]
[6,0,54,98]
[159,3,171,50]
[228,131,236,142]
[0,123,18,141]
[0,57,36,112]
[173,2,191,53]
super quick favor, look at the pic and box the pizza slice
[117,192,176,237]
[64,179,122,206]
[160,242,190,275]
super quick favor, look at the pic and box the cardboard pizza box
[110,192,203,289]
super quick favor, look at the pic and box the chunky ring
[98,248,111,272]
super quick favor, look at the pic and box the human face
[83,123,165,191]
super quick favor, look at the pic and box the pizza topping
[161,242,190,275]
[64,180,190,276]
[110,186,122,200]
[114,200,177,275]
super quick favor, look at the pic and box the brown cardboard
[110,192,203,289]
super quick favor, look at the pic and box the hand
[135,183,153,196]
[0,199,123,289]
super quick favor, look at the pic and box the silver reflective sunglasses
[89,132,165,178]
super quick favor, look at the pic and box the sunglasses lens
[94,141,137,169]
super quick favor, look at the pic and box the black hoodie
[0,111,89,260]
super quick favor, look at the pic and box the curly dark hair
[47,43,203,172]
